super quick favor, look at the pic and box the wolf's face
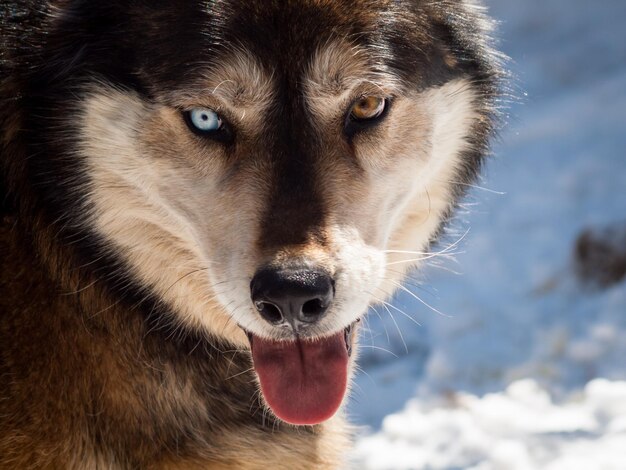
[24,0,497,425]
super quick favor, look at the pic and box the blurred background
[351,1,626,468]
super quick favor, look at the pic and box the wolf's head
[2,0,500,425]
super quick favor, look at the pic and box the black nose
[250,267,334,327]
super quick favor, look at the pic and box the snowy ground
[350,1,626,468]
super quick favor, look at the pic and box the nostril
[255,301,283,324]
[301,298,327,319]
[250,266,334,327]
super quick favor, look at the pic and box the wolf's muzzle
[250,267,334,328]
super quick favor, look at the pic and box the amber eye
[349,96,386,121]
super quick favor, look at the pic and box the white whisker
[368,305,390,344]
[373,289,423,328]
[385,229,470,266]
[389,280,451,318]
[444,179,506,195]
[357,345,399,359]
[379,299,408,354]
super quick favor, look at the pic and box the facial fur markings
[1,0,501,465]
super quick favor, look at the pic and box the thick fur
[0,1,502,468]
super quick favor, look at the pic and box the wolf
[0,0,501,468]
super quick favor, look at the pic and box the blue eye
[183,107,232,142]
[188,108,221,131]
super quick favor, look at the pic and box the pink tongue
[250,332,349,425]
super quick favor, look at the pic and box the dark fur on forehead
[2,1,497,92]
[2,0,501,127]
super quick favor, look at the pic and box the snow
[350,1,626,468]
[354,379,626,470]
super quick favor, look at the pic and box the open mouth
[246,322,356,425]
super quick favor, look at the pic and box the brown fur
[0,215,349,468]
[0,85,349,461]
